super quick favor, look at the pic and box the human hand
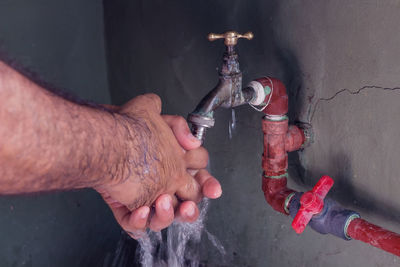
[96,94,221,238]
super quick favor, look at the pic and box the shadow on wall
[331,152,400,223]
[290,150,400,225]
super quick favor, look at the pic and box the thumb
[122,93,162,114]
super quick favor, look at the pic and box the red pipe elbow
[254,77,289,116]
[262,176,295,214]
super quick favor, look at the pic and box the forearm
[0,61,129,194]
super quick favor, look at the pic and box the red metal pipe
[286,125,306,152]
[260,77,304,214]
[347,218,400,256]
[262,176,295,214]
[261,121,305,176]
[255,77,289,116]
[262,119,289,177]
[259,77,400,257]
[258,78,400,257]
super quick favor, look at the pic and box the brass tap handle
[208,31,253,46]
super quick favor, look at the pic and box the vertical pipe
[262,118,289,177]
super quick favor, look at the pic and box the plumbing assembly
[188,31,400,257]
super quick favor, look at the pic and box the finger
[176,201,199,223]
[162,115,201,150]
[122,93,162,114]
[125,206,150,239]
[148,194,174,231]
[171,194,179,210]
[97,190,151,239]
[185,146,209,169]
[195,169,222,199]
[176,174,202,203]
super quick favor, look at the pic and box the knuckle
[145,93,161,103]
[144,93,162,112]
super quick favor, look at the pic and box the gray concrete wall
[0,1,119,266]
[0,0,399,266]
[104,1,400,266]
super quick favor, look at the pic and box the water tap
[188,31,267,142]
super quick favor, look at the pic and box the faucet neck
[220,47,240,76]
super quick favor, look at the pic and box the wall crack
[308,85,400,122]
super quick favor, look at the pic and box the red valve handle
[291,175,334,234]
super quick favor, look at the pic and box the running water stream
[136,199,226,266]
[228,109,236,139]
[110,110,236,266]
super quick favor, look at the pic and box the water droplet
[228,109,236,140]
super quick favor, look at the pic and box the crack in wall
[308,85,400,123]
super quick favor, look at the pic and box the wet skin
[0,60,222,239]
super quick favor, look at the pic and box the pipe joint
[289,192,360,240]
[262,175,294,215]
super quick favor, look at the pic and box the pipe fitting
[262,174,294,214]
[252,77,289,116]
[344,214,361,239]
[289,192,360,240]
[295,122,314,149]
[187,113,215,141]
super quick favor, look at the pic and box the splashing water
[136,199,225,267]
[228,109,236,139]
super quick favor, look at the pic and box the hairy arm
[0,60,222,235]
[0,60,134,193]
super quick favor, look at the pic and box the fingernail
[214,183,222,198]
[140,207,150,219]
[205,179,222,198]
[214,188,222,198]
[161,197,171,211]
[185,203,195,217]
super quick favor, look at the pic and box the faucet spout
[187,31,255,142]
[188,49,250,141]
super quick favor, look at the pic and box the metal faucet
[187,31,256,141]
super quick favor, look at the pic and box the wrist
[95,112,148,187]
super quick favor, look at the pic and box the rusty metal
[260,78,306,214]
[262,117,305,177]
[188,31,254,141]
[347,218,400,257]
[262,175,295,214]
[255,77,289,116]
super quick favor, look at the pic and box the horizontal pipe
[347,218,400,256]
